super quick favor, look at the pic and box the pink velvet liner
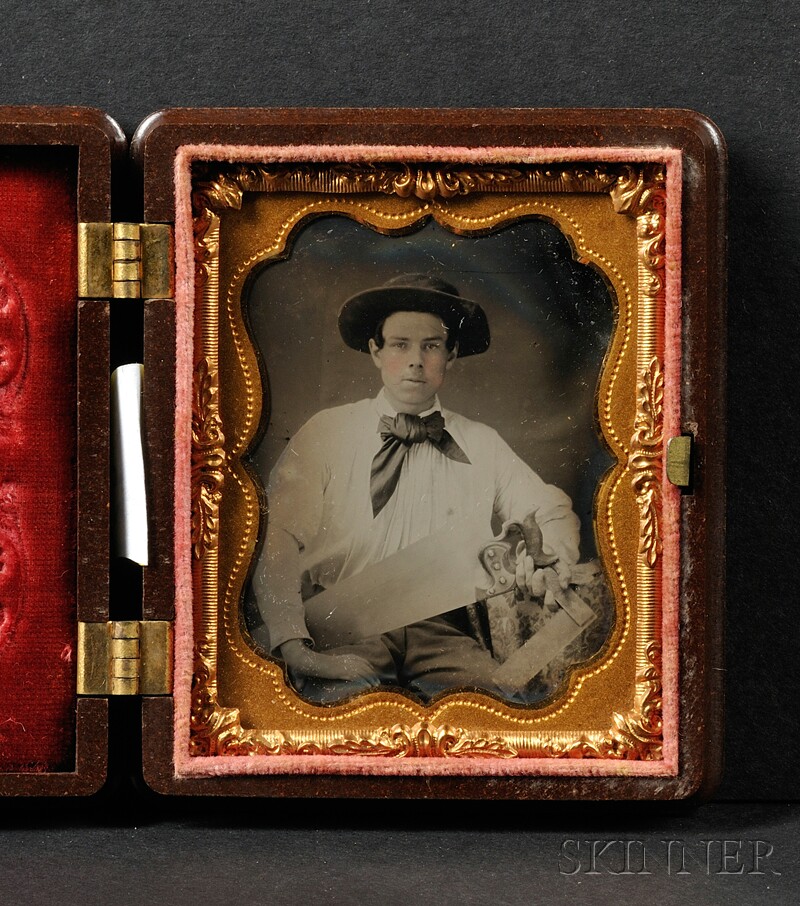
[172,143,682,779]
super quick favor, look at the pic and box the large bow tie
[370,411,470,517]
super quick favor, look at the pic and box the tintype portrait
[242,215,614,706]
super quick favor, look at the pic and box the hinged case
[0,107,726,799]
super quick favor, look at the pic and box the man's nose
[406,345,423,366]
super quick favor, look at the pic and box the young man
[252,274,581,703]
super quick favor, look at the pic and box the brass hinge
[78,222,174,300]
[666,435,693,487]
[77,621,173,696]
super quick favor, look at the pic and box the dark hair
[372,311,459,352]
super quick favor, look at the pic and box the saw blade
[303,521,488,649]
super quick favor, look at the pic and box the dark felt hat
[338,274,490,357]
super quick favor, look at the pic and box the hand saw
[303,521,597,691]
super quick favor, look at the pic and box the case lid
[0,107,123,796]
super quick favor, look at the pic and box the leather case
[0,107,726,799]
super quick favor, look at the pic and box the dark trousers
[292,612,503,704]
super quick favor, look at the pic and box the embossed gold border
[188,160,669,763]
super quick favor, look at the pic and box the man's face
[368,310,456,414]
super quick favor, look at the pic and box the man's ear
[368,338,382,368]
[445,343,458,369]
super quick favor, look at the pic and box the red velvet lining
[0,147,78,773]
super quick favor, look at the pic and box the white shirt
[260,390,580,651]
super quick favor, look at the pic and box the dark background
[1,0,797,902]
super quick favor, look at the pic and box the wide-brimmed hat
[338,274,490,357]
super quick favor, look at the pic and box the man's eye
[425,343,442,350]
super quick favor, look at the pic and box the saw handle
[478,539,517,596]
[478,517,557,597]
[515,513,558,569]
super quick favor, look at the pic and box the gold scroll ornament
[188,161,669,762]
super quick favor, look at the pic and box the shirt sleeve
[491,432,581,566]
[254,413,330,654]
[266,411,330,549]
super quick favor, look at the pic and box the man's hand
[279,638,381,686]
[515,540,573,610]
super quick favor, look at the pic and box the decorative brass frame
[188,160,669,764]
